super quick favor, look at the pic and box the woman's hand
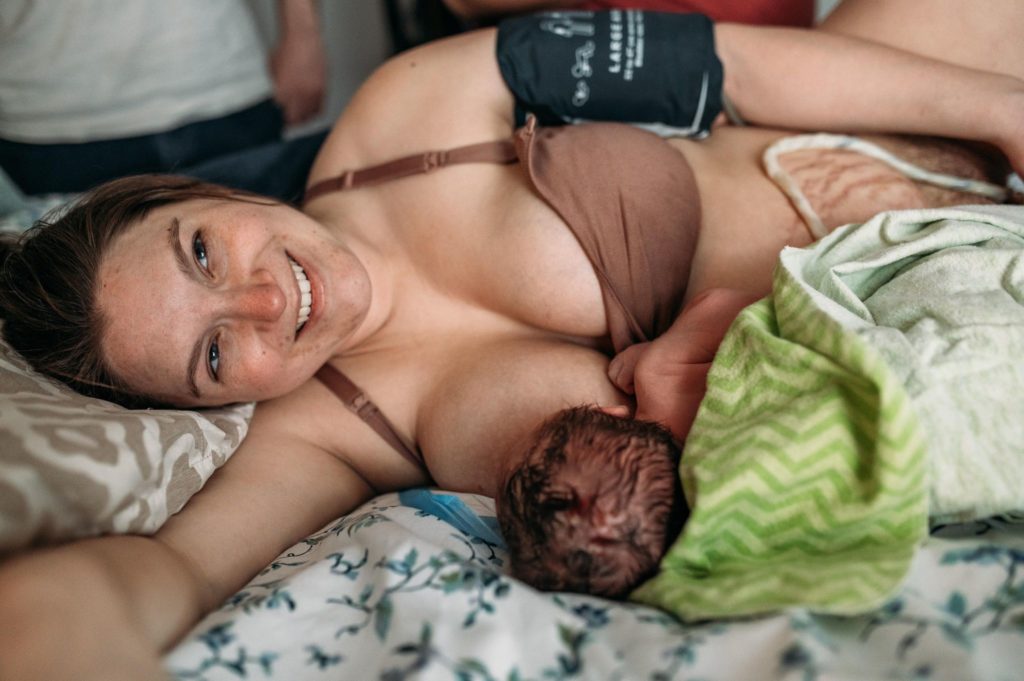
[609,288,760,442]
[610,330,717,443]
[608,329,713,441]
[608,341,650,396]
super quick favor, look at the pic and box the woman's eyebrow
[167,217,204,399]
[168,217,194,278]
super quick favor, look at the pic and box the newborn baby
[497,289,759,598]
[497,405,685,598]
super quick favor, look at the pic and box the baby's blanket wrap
[634,205,1024,620]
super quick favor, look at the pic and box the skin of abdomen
[670,127,1004,301]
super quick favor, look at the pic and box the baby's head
[497,406,687,599]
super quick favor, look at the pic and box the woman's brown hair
[0,174,266,408]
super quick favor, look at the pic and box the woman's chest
[380,163,612,339]
[321,331,620,498]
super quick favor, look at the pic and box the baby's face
[497,406,686,598]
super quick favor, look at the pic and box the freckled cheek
[239,352,300,397]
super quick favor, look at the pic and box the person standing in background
[0,0,326,197]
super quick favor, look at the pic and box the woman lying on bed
[2,1,1024,678]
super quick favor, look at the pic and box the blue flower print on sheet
[167,494,1024,681]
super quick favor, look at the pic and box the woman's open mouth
[288,254,312,334]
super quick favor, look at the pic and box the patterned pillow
[0,329,253,551]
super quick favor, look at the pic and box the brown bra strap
[303,138,518,204]
[315,364,426,472]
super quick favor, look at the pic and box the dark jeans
[0,99,305,197]
[183,129,329,205]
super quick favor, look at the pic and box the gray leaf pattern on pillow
[0,330,253,551]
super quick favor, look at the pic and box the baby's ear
[596,404,632,419]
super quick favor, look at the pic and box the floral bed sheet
[166,491,1024,681]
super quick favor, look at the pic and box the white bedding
[166,491,1024,681]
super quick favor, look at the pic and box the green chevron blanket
[633,205,1024,620]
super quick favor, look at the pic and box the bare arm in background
[270,0,327,125]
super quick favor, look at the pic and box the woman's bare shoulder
[307,28,515,185]
[225,379,383,495]
[252,375,376,462]
[252,371,431,492]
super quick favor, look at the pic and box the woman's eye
[192,231,210,272]
[208,339,220,380]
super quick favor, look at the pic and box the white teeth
[288,256,311,331]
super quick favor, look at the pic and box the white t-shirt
[0,0,273,143]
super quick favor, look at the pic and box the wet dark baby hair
[0,174,264,408]
[497,406,688,599]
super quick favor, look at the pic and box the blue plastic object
[398,488,506,549]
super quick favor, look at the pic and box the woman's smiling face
[96,198,372,407]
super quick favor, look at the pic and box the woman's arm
[716,23,1024,171]
[0,401,374,681]
[313,13,1024,183]
[0,536,201,680]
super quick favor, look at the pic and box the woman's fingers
[608,343,649,394]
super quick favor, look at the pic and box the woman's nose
[226,274,286,323]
